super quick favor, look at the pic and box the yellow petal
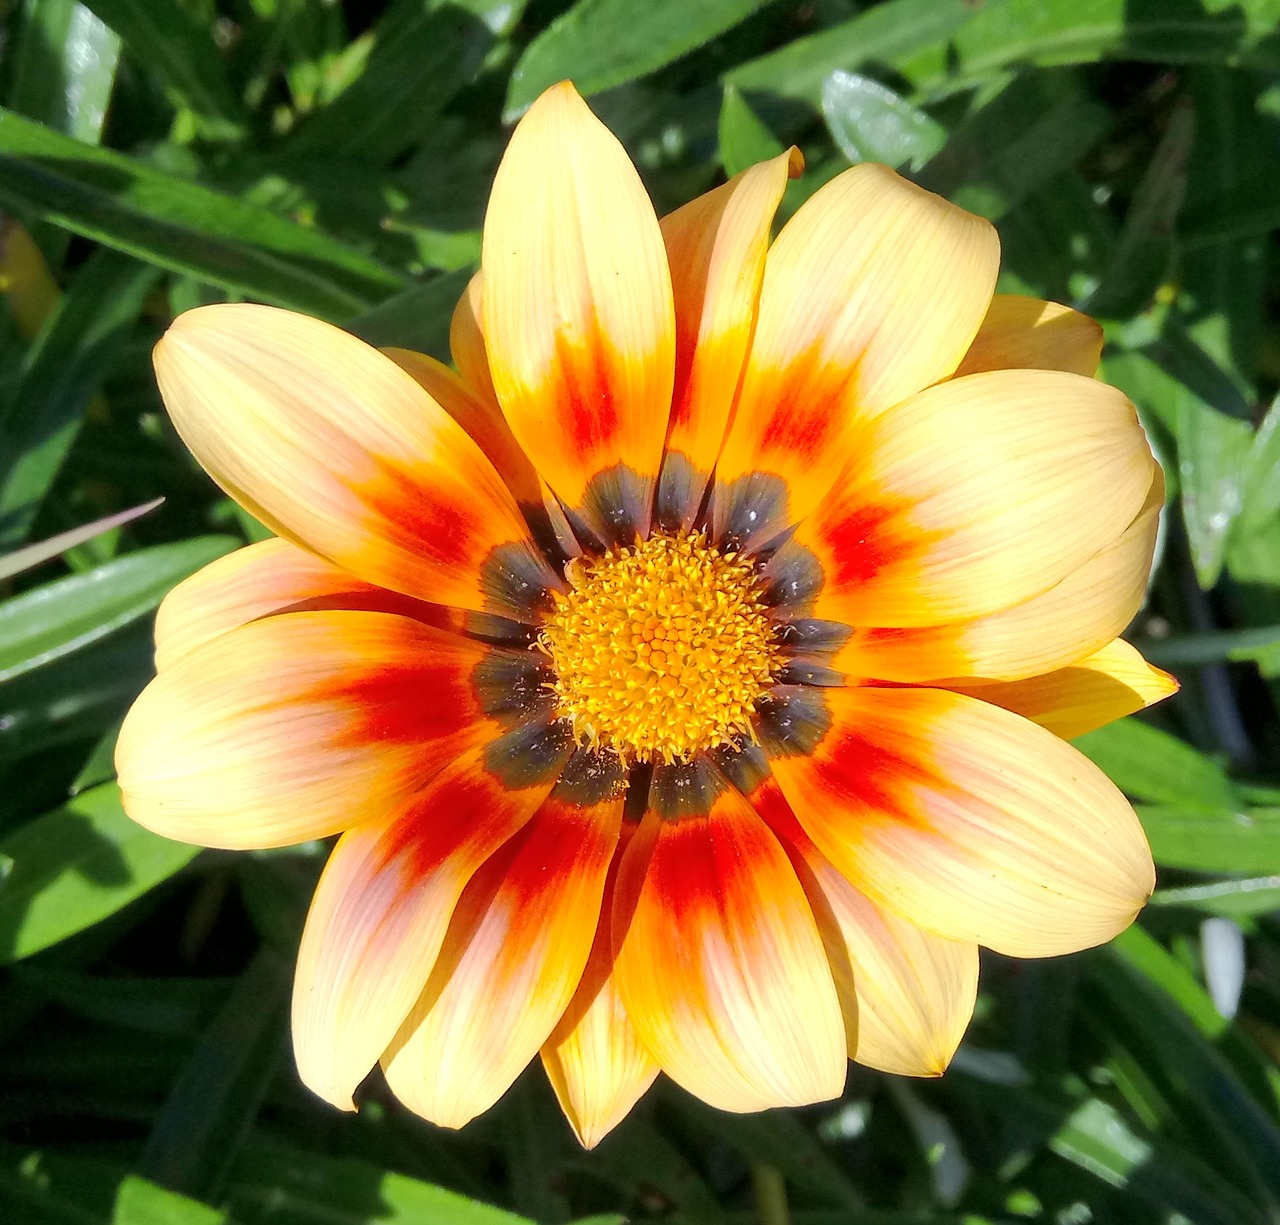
[154,303,552,618]
[381,794,621,1130]
[953,294,1103,379]
[541,862,660,1148]
[450,271,498,406]
[712,163,999,547]
[481,81,675,542]
[952,638,1179,740]
[292,743,558,1110]
[613,789,846,1113]
[656,149,801,529]
[116,611,488,849]
[778,369,1155,628]
[769,685,1155,958]
[755,782,978,1077]
[837,467,1165,682]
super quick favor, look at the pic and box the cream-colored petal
[712,162,999,547]
[953,294,1103,379]
[381,794,621,1129]
[779,369,1155,628]
[292,744,559,1110]
[769,685,1155,958]
[449,271,498,406]
[154,303,552,618]
[116,611,488,849]
[952,638,1179,740]
[481,81,675,543]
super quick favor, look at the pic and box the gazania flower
[116,81,1176,1147]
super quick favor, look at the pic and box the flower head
[116,81,1175,1147]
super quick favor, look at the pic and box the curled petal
[713,163,999,545]
[951,638,1178,740]
[382,793,622,1129]
[954,294,1103,379]
[481,82,675,542]
[292,743,561,1110]
[154,303,553,617]
[769,685,1155,958]
[778,369,1155,628]
[117,611,488,849]
[613,787,846,1113]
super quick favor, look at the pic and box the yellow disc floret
[538,531,780,764]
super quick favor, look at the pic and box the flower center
[539,531,780,765]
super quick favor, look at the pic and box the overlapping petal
[951,638,1178,740]
[835,468,1164,682]
[153,538,474,671]
[755,782,978,1077]
[774,369,1155,628]
[953,294,1103,379]
[153,304,554,617]
[541,846,660,1149]
[612,785,846,1113]
[381,792,621,1129]
[769,685,1155,958]
[656,149,800,529]
[481,81,675,543]
[292,743,563,1110]
[712,163,999,546]
[450,271,498,406]
[117,611,488,849]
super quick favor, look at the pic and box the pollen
[538,531,780,765]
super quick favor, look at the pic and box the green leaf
[1149,875,1280,917]
[9,0,122,144]
[0,535,236,684]
[227,1134,538,1225]
[285,5,492,165]
[0,109,405,318]
[1138,805,1280,873]
[139,953,290,1201]
[112,1176,226,1225]
[0,250,161,550]
[821,70,945,172]
[0,782,200,963]
[901,0,1280,101]
[82,0,245,140]
[725,0,976,107]
[348,268,471,359]
[508,0,767,116]
[718,84,784,179]
[1074,718,1240,807]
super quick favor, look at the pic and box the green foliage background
[2,0,1280,1221]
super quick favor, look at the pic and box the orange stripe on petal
[952,638,1178,741]
[783,369,1155,628]
[292,743,560,1110]
[542,829,659,1149]
[116,611,489,849]
[836,467,1165,682]
[612,788,846,1113]
[481,82,675,542]
[713,163,998,545]
[953,294,1103,379]
[382,793,622,1129]
[769,685,1155,958]
[656,149,800,529]
[755,783,977,1077]
[153,539,475,671]
[154,304,553,617]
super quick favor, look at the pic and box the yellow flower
[116,81,1175,1148]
